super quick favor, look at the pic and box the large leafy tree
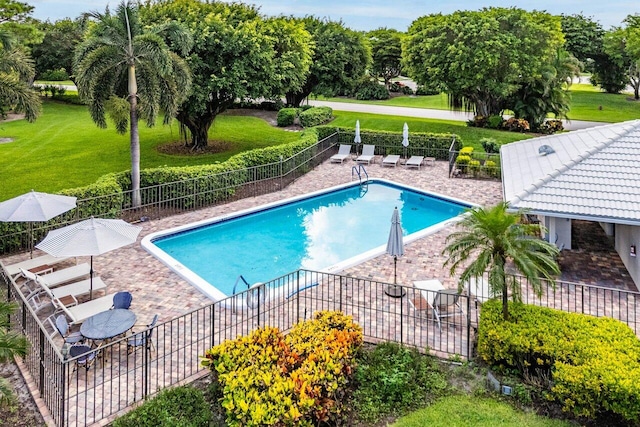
[368,27,403,90]
[31,18,85,81]
[0,300,28,405]
[602,16,640,100]
[0,0,42,45]
[285,17,371,107]
[74,1,192,207]
[442,203,559,320]
[141,0,312,149]
[403,8,564,117]
[0,28,41,121]
[560,13,604,71]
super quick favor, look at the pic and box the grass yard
[0,100,299,200]
[320,83,640,123]
[331,111,532,147]
[391,395,573,427]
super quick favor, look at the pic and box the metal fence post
[279,156,283,190]
[39,329,45,395]
[60,359,66,427]
[296,270,300,324]
[467,293,472,359]
[400,292,404,346]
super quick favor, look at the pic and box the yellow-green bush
[459,146,474,155]
[201,311,363,426]
[478,300,640,422]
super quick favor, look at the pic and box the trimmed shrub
[40,68,69,81]
[112,386,212,427]
[468,159,481,176]
[201,311,363,427]
[389,81,402,92]
[486,115,504,129]
[355,80,390,100]
[415,84,441,96]
[455,154,471,173]
[537,119,564,134]
[478,300,640,423]
[459,146,474,155]
[502,117,530,132]
[276,108,297,127]
[318,126,460,159]
[480,138,499,154]
[259,99,283,111]
[484,160,501,178]
[466,115,488,128]
[401,85,414,95]
[299,106,333,127]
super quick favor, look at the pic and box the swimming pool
[142,179,474,301]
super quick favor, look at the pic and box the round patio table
[80,309,137,341]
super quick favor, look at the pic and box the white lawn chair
[330,144,352,163]
[356,144,376,164]
[57,293,116,325]
[20,264,91,295]
[1,254,70,279]
[405,156,425,169]
[28,277,108,312]
[382,154,400,167]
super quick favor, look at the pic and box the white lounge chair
[1,254,71,279]
[405,156,425,169]
[356,144,376,164]
[57,293,116,325]
[382,155,400,167]
[330,144,352,163]
[28,277,108,312]
[21,263,91,292]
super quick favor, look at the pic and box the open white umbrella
[354,120,362,154]
[36,218,142,298]
[384,207,406,298]
[0,190,77,257]
[402,122,409,159]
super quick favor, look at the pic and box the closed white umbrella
[385,207,406,298]
[402,122,409,159]
[36,218,142,298]
[354,120,361,155]
[0,190,77,257]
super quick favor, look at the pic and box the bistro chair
[128,314,159,354]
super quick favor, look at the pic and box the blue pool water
[143,180,472,300]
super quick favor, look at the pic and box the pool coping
[141,178,478,301]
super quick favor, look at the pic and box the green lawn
[0,100,299,200]
[319,83,640,123]
[392,395,572,427]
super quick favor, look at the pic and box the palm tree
[442,202,560,320]
[0,28,41,122]
[0,301,28,406]
[73,1,191,207]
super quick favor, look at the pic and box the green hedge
[112,386,212,427]
[320,126,460,160]
[299,106,333,127]
[276,107,297,127]
[478,300,640,423]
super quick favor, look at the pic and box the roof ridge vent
[538,144,555,156]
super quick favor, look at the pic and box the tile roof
[501,119,640,224]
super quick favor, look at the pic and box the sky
[29,0,636,30]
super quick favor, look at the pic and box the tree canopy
[31,18,85,80]
[367,27,403,90]
[601,16,640,99]
[142,0,313,149]
[285,17,371,107]
[403,7,566,121]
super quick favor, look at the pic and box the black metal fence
[0,133,339,255]
[6,268,640,426]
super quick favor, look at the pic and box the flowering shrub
[478,300,640,422]
[537,119,564,134]
[201,311,363,427]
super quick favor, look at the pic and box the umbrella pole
[385,256,405,298]
[89,256,93,300]
[394,256,397,285]
[29,222,33,259]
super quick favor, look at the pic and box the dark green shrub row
[39,68,69,81]
[478,300,640,423]
[415,84,441,96]
[112,386,212,427]
[299,106,333,127]
[355,80,390,100]
[276,107,297,127]
[322,126,460,160]
[353,342,448,423]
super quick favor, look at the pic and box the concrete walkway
[308,100,606,131]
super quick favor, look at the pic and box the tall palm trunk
[128,65,141,208]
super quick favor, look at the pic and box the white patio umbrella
[402,122,409,159]
[354,120,362,154]
[36,218,142,299]
[384,207,406,298]
[0,190,77,257]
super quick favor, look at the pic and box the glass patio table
[80,309,137,341]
